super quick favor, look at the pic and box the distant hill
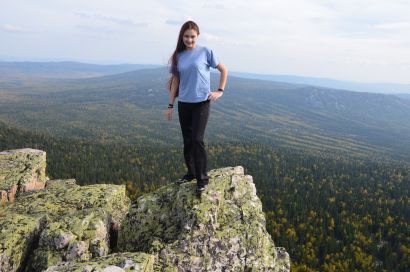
[230,71,410,94]
[395,93,410,100]
[1,67,410,161]
[0,61,161,80]
[3,60,409,94]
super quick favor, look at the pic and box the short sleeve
[169,65,179,76]
[207,48,219,68]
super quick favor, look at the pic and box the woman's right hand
[165,108,173,121]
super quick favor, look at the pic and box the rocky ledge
[0,148,47,204]
[0,148,290,271]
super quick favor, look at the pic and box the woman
[165,20,228,194]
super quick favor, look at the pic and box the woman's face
[183,29,198,50]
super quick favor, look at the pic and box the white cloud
[165,17,195,26]
[1,24,24,32]
[201,33,220,42]
[74,11,147,27]
[374,21,410,30]
[165,19,184,26]
[203,2,227,10]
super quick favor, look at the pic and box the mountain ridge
[1,60,409,93]
[230,71,410,94]
[1,66,410,160]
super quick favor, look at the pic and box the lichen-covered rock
[1,147,290,272]
[7,179,129,223]
[0,179,131,272]
[118,166,290,271]
[44,252,156,272]
[0,148,47,204]
[0,213,46,272]
[45,178,77,190]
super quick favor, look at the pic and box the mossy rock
[0,148,47,203]
[0,179,131,271]
[118,166,290,271]
[0,213,46,272]
[44,252,156,272]
[1,148,290,272]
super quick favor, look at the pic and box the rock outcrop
[118,166,289,271]
[0,178,131,271]
[0,148,290,271]
[0,148,47,204]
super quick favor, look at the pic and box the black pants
[178,100,210,181]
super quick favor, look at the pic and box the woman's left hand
[207,91,223,102]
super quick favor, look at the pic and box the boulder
[118,166,290,271]
[44,252,156,272]
[0,179,131,271]
[0,148,47,204]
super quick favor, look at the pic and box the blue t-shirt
[175,45,219,103]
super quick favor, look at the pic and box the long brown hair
[167,21,200,92]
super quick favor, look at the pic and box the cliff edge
[0,148,290,272]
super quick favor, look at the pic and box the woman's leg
[191,100,211,182]
[178,101,196,178]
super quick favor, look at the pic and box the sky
[1,0,410,84]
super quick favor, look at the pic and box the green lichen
[2,152,290,272]
[1,178,131,272]
[0,213,45,272]
[118,166,290,271]
[0,149,46,193]
[44,252,156,272]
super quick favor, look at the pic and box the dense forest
[2,67,410,161]
[1,122,408,271]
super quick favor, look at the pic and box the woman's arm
[169,75,179,105]
[216,63,228,91]
[208,63,228,102]
[165,75,179,121]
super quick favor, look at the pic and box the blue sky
[1,0,410,84]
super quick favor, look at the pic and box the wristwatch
[217,88,224,92]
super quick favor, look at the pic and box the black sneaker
[196,180,209,193]
[177,174,195,184]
